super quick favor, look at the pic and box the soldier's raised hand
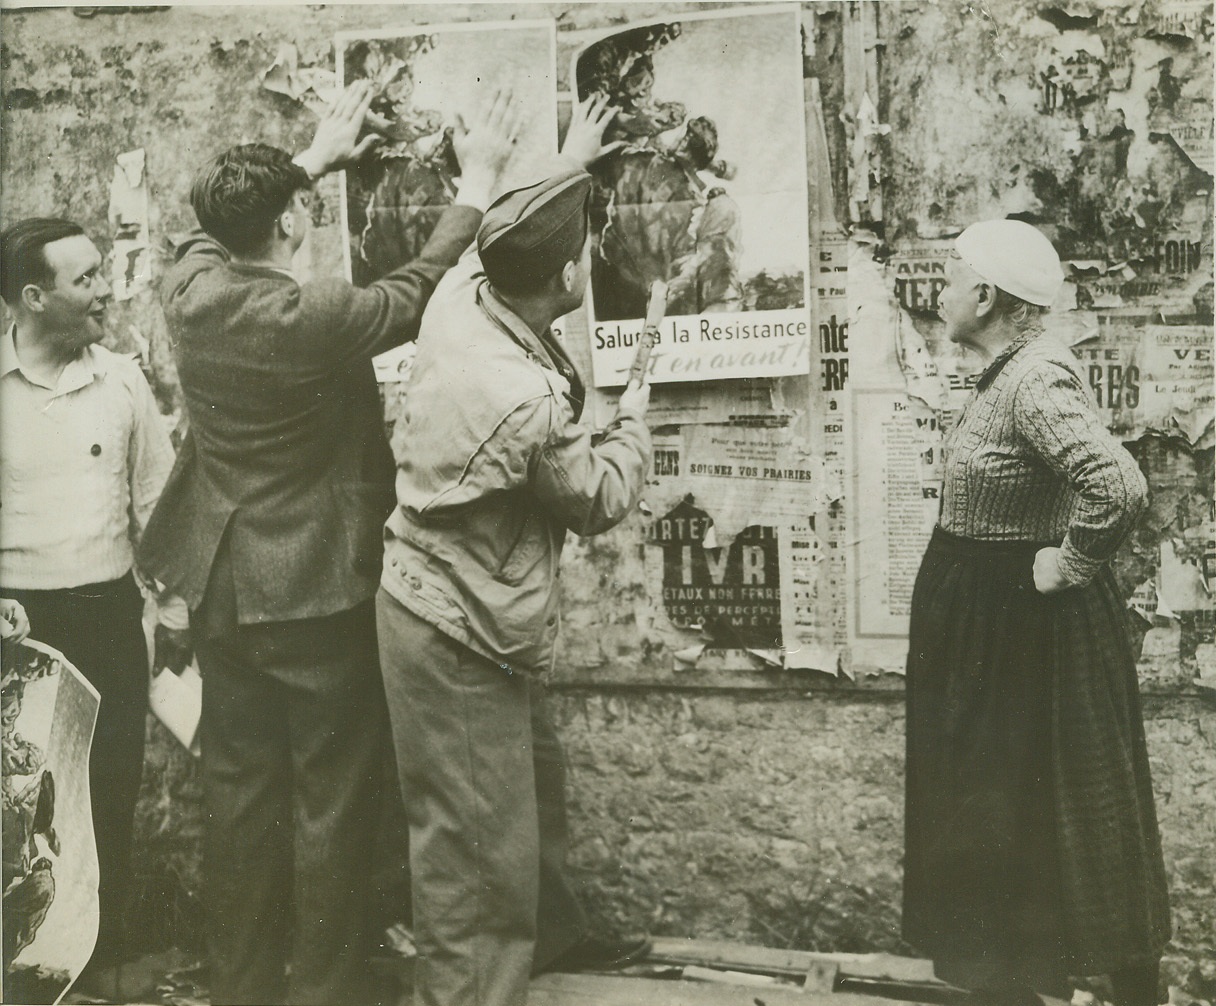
[453,85,523,210]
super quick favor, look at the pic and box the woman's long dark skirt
[903,528,1170,989]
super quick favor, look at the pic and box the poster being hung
[336,20,558,288]
[571,5,812,387]
[2,640,100,1005]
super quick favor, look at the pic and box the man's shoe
[537,934,653,975]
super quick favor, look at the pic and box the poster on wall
[571,5,812,387]
[1077,319,1216,443]
[336,20,558,288]
[845,388,942,673]
[2,640,100,1006]
[640,423,837,669]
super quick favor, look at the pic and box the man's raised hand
[294,79,382,180]
[561,93,625,169]
[453,85,523,211]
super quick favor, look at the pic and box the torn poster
[1164,99,1214,175]
[1100,224,1214,316]
[3,640,100,1005]
[810,233,850,672]
[647,423,825,542]
[815,233,850,412]
[647,500,782,650]
[337,20,558,286]
[776,516,839,673]
[107,149,150,302]
[1139,324,1215,442]
[1077,319,1214,442]
[571,5,812,386]
[1147,0,1214,41]
[643,505,832,667]
[847,91,889,226]
[1036,33,1107,115]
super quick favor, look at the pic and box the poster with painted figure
[336,20,558,287]
[571,5,812,387]
[2,640,100,1006]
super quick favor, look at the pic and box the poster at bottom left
[3,639,100,1006]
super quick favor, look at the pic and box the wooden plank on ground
[529,972,894,1006]
[647,938,939,983]
[647,937,813,977]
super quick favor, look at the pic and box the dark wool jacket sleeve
[171,203,482,369]
[298,205,482,365]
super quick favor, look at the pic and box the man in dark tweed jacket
[138,82,515,1005]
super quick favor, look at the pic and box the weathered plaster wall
[2,2,1212,995]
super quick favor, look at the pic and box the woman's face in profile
[939,255,983,345]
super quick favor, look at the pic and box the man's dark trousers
[195,596,386,1006]
[1,573,148,970]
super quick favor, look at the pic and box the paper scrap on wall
[107,149,151,302]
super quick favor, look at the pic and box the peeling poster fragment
[776,517,839,673]
[1138,325,1215,443]
[1147,0,1214,41]
[261,42,338,118]
[1165,100,1214,175]
[107,149,150,302]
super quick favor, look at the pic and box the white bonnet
[954,219,1064,307]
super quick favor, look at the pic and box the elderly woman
[903,220,1170,1006]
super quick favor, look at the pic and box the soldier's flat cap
[477,169,593,289]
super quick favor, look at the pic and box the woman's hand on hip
[1033,546,1070,594]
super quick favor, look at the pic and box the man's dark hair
[0,218,86,306]
[190,144,310,256]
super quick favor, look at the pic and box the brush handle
[629,280,668,384]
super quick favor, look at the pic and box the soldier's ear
[560,260,577,293]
